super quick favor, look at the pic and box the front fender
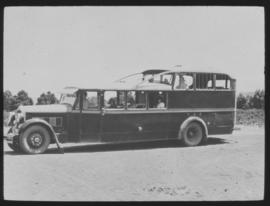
[18,118,56,141]
[18,118,64,153]
[178,116,208,141]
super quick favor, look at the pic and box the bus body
[4,69,236,154]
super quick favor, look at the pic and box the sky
[4,6,264,103]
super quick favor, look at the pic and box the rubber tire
[181,122,203,146]
[19,125,50,154]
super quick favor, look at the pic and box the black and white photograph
[3,6,265,201]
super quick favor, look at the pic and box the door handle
[101,107,105,116]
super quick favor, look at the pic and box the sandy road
[3,126,264,201]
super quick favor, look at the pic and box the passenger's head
[157,97,163,103]
[180,75,184,81]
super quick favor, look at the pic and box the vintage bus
[4,69,236,154]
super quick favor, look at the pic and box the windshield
[59,93,77,106]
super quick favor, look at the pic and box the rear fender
[178,116,208,141]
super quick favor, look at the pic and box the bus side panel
[67,112,81,142]
[101,111,171,142]
[80,112,101,142]
[167,111,235,138]
[167,90,235,136]
[168,90,235,109]
[208,111,235,135]
[167,112,193,138]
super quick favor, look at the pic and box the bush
[236,109,264,127]
[236,90,264,109]
[36,91,59,105]
[250,90,264,109]
[4,90,33,111]
[237,93,248,109]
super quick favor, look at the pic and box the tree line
[4,90,59,111]
[236,90,264,109]
[3,89,265,111]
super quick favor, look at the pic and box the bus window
[215,74,231,90]
[127,91,146,109]
[104,91,125,109]
[83,91,99,110]
[148,91,167,109]
[74,91,99,110]
[216,80,231,89]
[174,74,194,90]
[161,74,173,85]
[196,73,214,89]
[207,80,213,88]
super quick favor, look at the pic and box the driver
[176,75,188,89]
[82,92,90,110]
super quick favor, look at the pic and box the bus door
[100,91,130,142]
[79,91,101,142]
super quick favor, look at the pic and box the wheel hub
[188,128,197,138]
[30,133,43,147]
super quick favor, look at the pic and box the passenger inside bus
[179,75,188,89]
[175,75,188,89]
[82,92,90,110]
[75,92,90,110]
[156,97,165,108]
[108,98,117,108]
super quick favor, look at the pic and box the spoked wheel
[19,125,50,154]
[181,122,204,146]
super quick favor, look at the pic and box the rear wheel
[19,125,50,154]
[181,122,204,146]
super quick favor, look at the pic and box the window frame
[195,73,216,91]
[73,90,101,111]
[82,91,100,111]
[214,75,232,91]
[126,90,147,110]
[103,90,126,110]
[173,73,196,91]
[147,91,168,110]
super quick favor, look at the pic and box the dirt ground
[3,126,264,201]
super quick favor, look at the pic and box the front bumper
[5,133,19,144]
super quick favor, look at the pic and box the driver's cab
[73,90,101,111]
[59,88,100,112]
[58,87,78,109]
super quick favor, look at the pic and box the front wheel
[181,122,204,146]
[19,125,51,154]
[7,143,20,152]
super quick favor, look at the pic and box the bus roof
[142,68,234,79]
[157,69,234,78]
[61,69,235,92]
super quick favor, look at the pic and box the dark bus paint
[5,70,236,154]
[25,89,235,144]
